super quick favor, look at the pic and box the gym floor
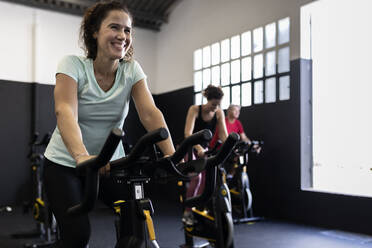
[1,201,372,248]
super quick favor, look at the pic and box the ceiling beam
[0,0,178,31]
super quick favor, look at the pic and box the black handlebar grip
[92,128,125,170]
[110,128,168,169]
[207,132,240,168]
[171,129,212,164]
[131,128,168,159]
[30,132,39,145]
[76,128,124,173]
[176,158,207,174]
[67,128,124,216]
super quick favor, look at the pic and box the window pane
[194,49,202,70]
[265,50,276,76]
[253,27,263,52]
[278,17,290,45]
[221,62,230,86]
[202,68,211,89]
[278,46,290,73]
[195,93,202,105]
[211,66,220,86]
[211,42,220,65]
[241,31,251,56]
[231,35,240,59]
[254,80,264,104]
[202,46,211,68]
[221,39,230,62]
[242,83,252,107]
[241,57,252,81]
[232,85,241,105]
[253,54,263,79]
[231,59,240,84]
[202,95,207,104]
[279,75,290,100]
[265,22,276,49]
[221,86,230,110]
[194,71,202,92]
[265,77,276,103]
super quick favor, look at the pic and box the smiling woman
[42,1,176,247]
[80,1,133,62]
[92,9,133,91]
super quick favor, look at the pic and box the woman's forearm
[139,107,175,156]
[56,107,89,161]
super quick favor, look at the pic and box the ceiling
[3,0,182,31]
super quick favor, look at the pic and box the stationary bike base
[24,240,56,248]
[233,216,264,224]
[11,229,41,239]
[180,240,210,248]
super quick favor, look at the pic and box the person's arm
[184,105,197,138]
[238,120,261,153]
[236,120,251,143]
[216,108,228,142]
[131,79,175,156]
[184,105,205,157]
[54,73,91,164]
[239,132,251,143]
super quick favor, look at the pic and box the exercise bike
[12,132,58,247]
[179,133,240,248]
[68,128,219,247]
[225,140,263,224]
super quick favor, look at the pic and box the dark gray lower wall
[0,81,33,204]
[1,59,372,235]
[0,81,56,205]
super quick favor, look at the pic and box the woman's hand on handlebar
[75,154,95,165]
[194,145,206,158]
[164,154,185,163]
[99,163,110,176]
[253,145,262,154]
[76,155,110,176]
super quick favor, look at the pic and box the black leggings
[43,158,128,248]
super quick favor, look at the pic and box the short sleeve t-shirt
[225,118,244,134]
[44,55,146,168]
[209,117,244,148]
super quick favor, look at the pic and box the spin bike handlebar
[205,133,240,169]
[68,128,213,216]
[184,132,240,207]
[67,128,124,216]
[234,140,263,155]
[110,128,169,169]
[110,129,213,179]
[171,130,212,165]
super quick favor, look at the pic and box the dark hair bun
[203,85,224,100]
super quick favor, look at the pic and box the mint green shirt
[44,55,146,168]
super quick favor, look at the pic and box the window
[265,22,276,49]
[221,62,230,86]
[254,80,264,104]
[231,60,241,84]
[265,77,276,103]
[193,17,290,108]
[211,66,220,86]
[241,83,252,107]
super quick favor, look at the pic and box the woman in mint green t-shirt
[43,1,175,247]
